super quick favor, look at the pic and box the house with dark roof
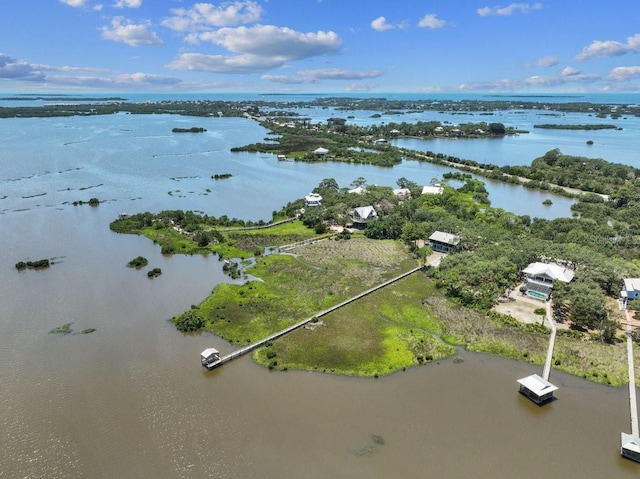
[428,231,460,253]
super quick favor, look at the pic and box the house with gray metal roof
[428,231,460,253]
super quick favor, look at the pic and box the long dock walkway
[205,265,424,370]
[627,324,639,437]
[542,301,557,381]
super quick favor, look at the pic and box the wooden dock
[542,301,557,381]
[627,324,639,437]
[204,265,424,370]
[621,324,640,461]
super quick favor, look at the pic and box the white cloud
[0,54,45,81]
[190,25,341,60]
[477,3,542,17]
[345,82,378,92]
[459,72,599,91]
[59,0,87,6]
[608,66,640,82]
[418,13,446,29]
[162,1,262,32]
[101,17,163,46]
[113,0,142,8]
[371,16,394,32]
[532,55,558,67]
[262,68,383,84]
[0,52,183,91]
[561,66,580,76]
[167,53,285,74]
[576,33,640,61]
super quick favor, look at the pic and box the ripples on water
[2,104,640,477]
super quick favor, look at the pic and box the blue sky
[1,0,640,93]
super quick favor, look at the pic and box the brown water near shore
[0,108,638,478]
[2,205,639,478]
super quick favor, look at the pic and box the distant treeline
[533,124,620,130]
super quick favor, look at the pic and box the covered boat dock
[517,374,558,404]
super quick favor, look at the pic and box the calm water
[2,107,640,478]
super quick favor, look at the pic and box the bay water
[1,103,639,478]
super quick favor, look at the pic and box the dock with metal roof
[517,301,559,404]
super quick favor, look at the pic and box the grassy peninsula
[111,161,640,384]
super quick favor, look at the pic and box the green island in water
[11,95,638,385]
[108,104,640,385]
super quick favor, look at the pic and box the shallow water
[1,110,639,478]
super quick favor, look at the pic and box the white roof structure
[313,147,329,155]
[523,262,574,283]
[622,432,640,453]
[429,231,460,245]
[422,185,444,195]
[305,192,323,205]
[348,186,366,195]
[624,278,640,292]
[517,374,558,396]
[200,348,219,359]
[393,188,411,197]
[354,206,377,220]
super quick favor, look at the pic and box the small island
[16,258,50,270]
[172,127,206,133]
[127,256,148,269]
[212,173,233,180]
[147,268,162,278]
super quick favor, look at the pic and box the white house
[313,147,329,156]
[522,261,574,301]
[621,278,640,309]
[351,206,377,227]
[421,184,444,195]
[348,186,366,195]
[428,231,460,253]
[393,188,411,200]
[305,192,323,207]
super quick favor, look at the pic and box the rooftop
[517,374,558,396]
[523,262,574,283]
[429,231,460,245]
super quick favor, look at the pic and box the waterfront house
[421,184,444,195]
[348,186,366,195]
[522,261,574,301]
[620,278,640,309]
[305,193,323,207]
[351,206,377,227]
[517,373,558,404]
[201,348,220,367]
[428,231,460,253]
[313,147,329,156]
[393,188,411,200]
